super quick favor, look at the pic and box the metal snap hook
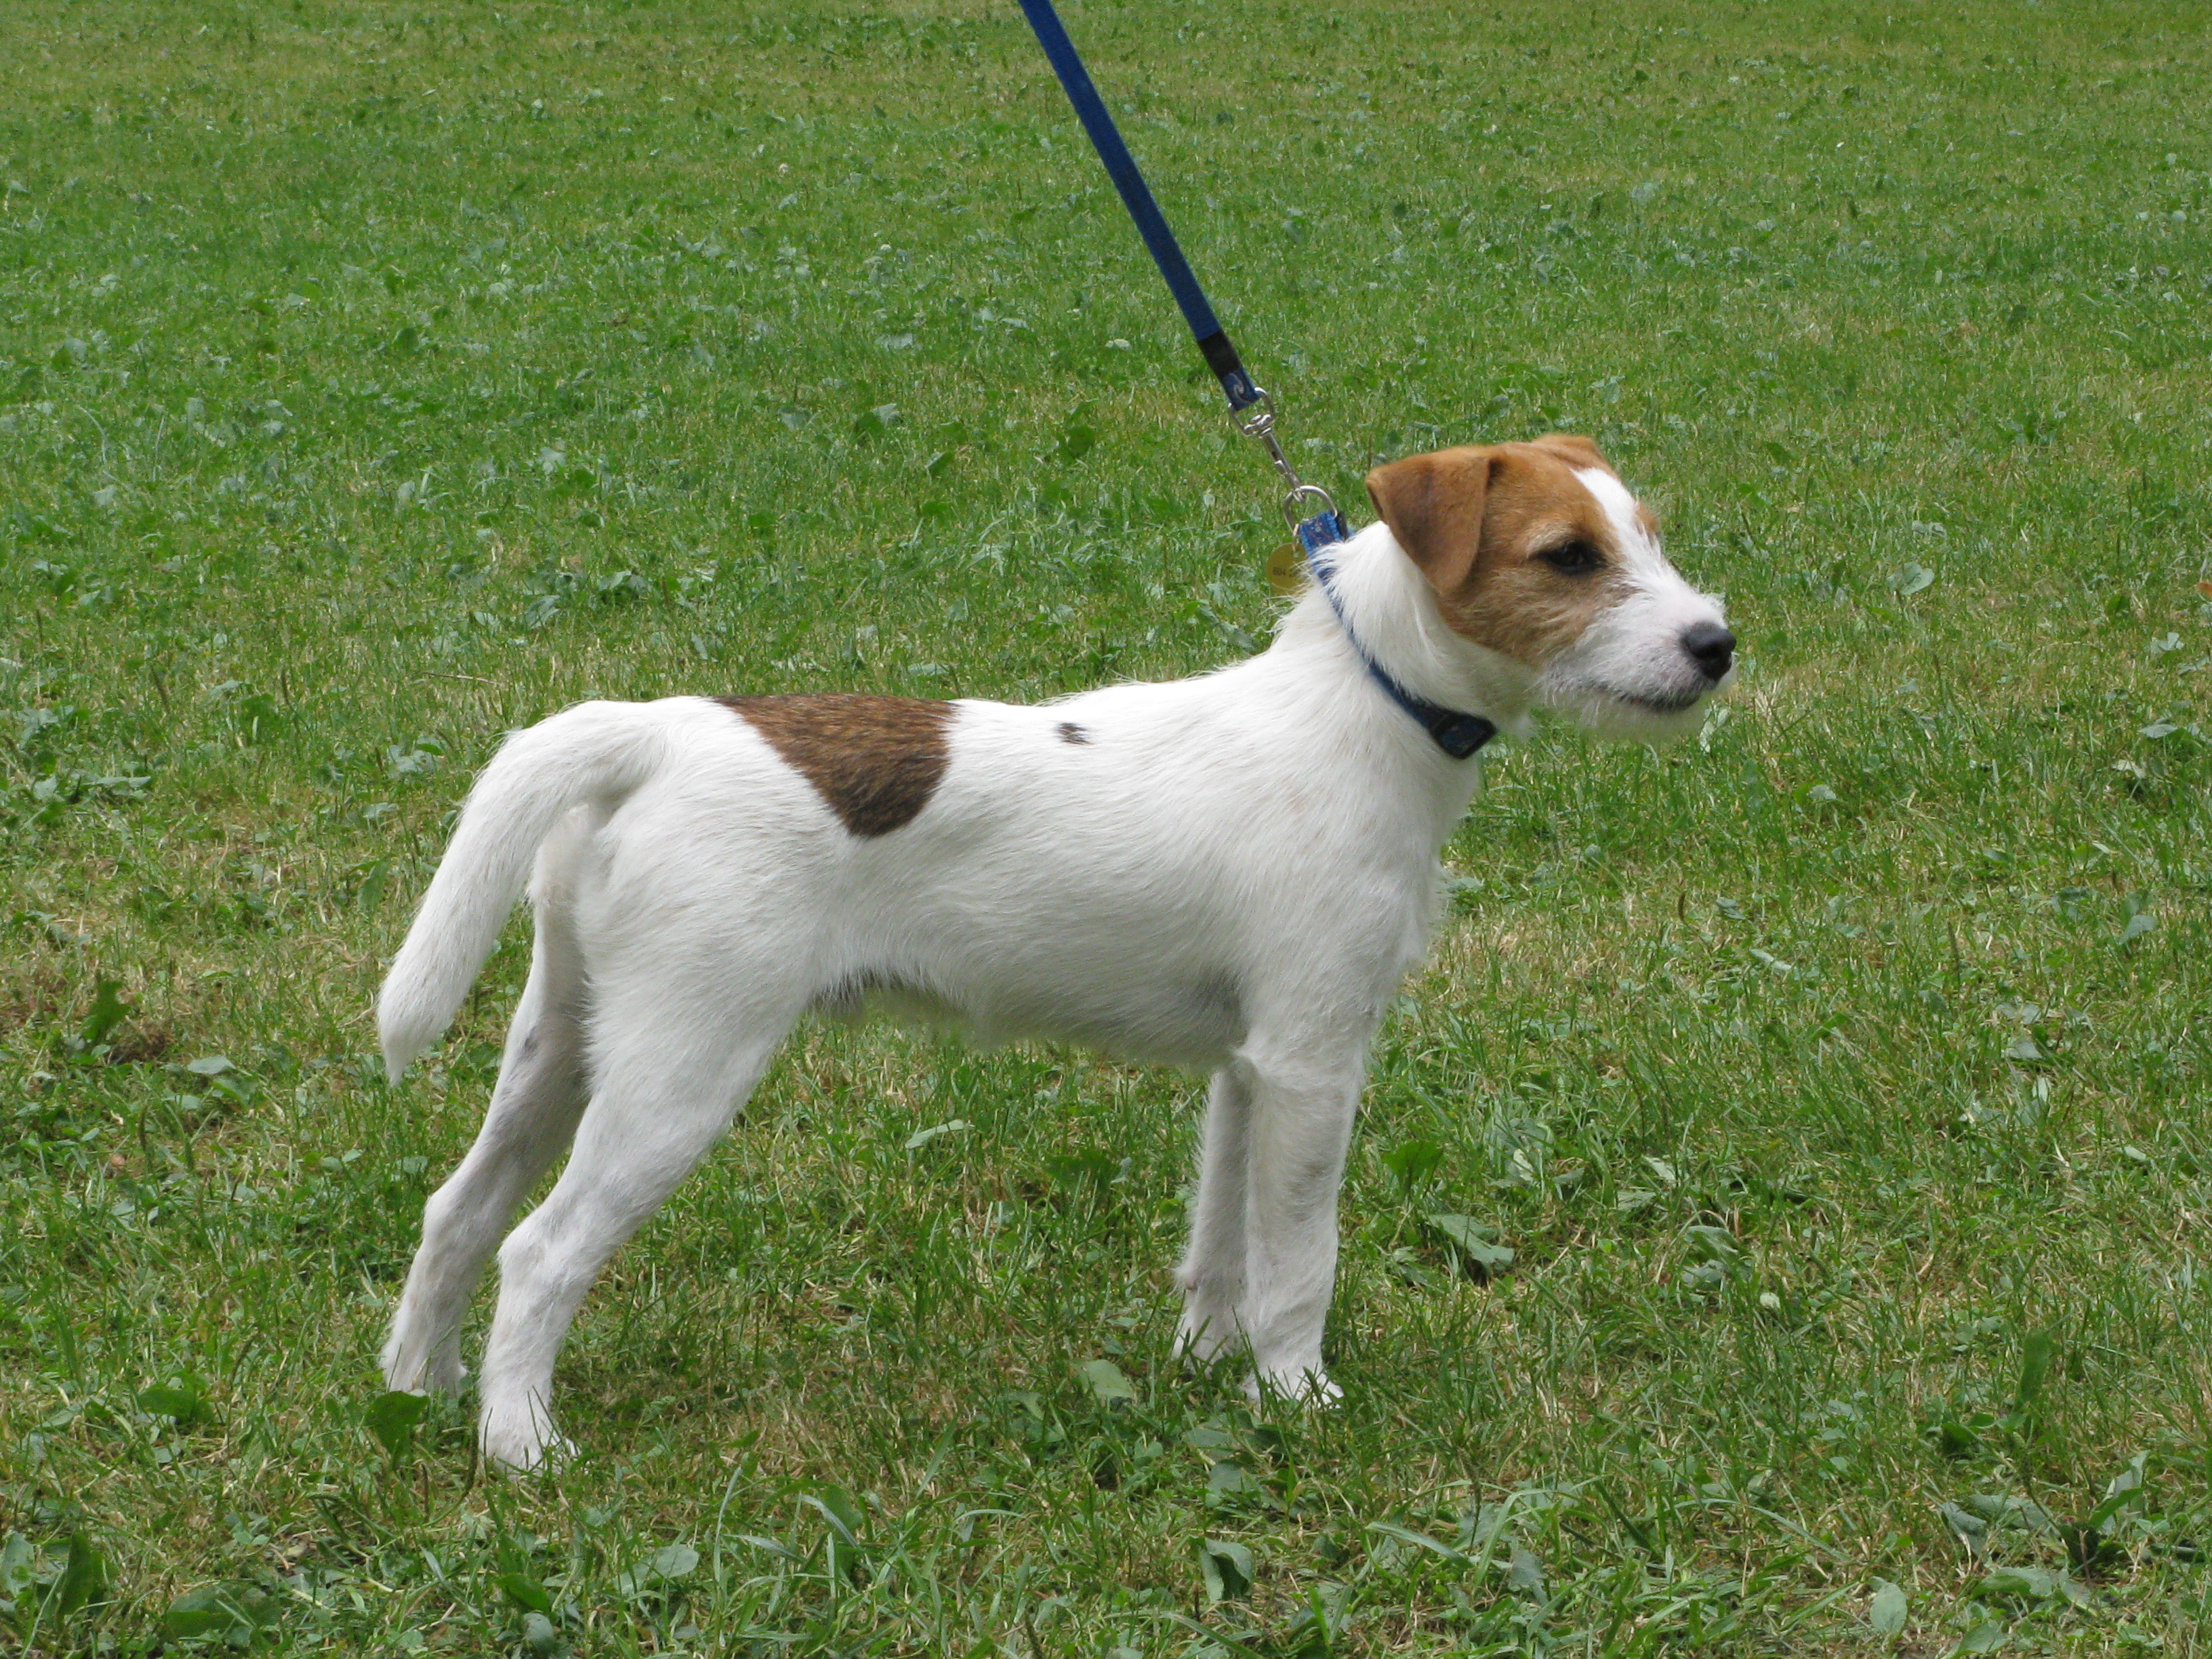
[1282,482,1340,533]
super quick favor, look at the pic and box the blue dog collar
[1296,510,1498,760]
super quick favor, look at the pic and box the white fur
[375,512,1727,1469]
[1536,468,1732,740]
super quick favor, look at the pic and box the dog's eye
[1538,539,1605,576]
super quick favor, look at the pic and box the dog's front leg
[1235,1041,1364,1404]
[1175,1063,1254,1364]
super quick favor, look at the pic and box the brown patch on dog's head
[718,695,954,836]
[1364,434,1641,670]
[1528,433,1659,541]
[1526,432,1612,474]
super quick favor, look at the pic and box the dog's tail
[377,699,669,1080]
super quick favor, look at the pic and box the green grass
[3,0,2211,1651]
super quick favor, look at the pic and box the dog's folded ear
[1528,432,1612,473]
[1365,445,1496,598]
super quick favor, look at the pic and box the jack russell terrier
[375,434,1734,1469]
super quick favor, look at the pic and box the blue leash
[1015,0,1495,760]
[1012,0,1261,415]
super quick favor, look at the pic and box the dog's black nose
[1681,621,1735,680]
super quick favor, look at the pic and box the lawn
[3,0,2211,1652]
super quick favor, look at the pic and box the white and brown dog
[375,434,1733,1469]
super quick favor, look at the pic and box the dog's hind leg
[381,819,595,1396]
[472,983,798,1470]
[1175,1062,1254,1365]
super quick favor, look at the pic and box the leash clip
[1233,386,1300,489]
[1231,386,1278,440]
[1282,481,1340,534]
[1230,387,1336,531]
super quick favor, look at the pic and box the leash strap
[1017,0,1493,762]
[1015,0,1263,413]
[1298,512,1499,760]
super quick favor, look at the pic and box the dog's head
[1365,435,1733,742]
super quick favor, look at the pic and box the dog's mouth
[1534,672,1719,745]
[1542,671,1710,715]
[1597,684,1707,715]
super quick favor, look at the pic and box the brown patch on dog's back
[718,695,954,836]
[1056,721,1090,745]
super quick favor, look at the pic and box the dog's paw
[478,1401,573,1473]
[381,1347,467,1397]
[428,1354,469,1394]
[1173,1313,1242,1368]
[1248,1364,1341,1408]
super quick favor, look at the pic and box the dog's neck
[1268,520,1536,747]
